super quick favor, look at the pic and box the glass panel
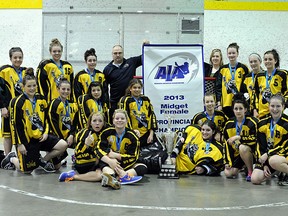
[67,14,119,62]
[43,15,67,60]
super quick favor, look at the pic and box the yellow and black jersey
[171,124,203,173]
[11,93,49,145]
[189,139,224,176]
[0,76,6,97]
[0,77,8,109]
[74,69,108,101]
[223,116,258,166]
[191,110,228,132]
[9,97,18,145]
[0,65,27,108]
[77,94,109,129]
[215,62,249,107]
[96,127,140,170]
[36,59,74,103]
[74,128,104,165]
[47,97,79,140]
[241,71,263,111]
[119,95,158,138]
[254,69,288,118]
[257,114,288,158]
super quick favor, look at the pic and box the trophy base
[158,164,179,179]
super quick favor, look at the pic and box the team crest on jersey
[14,81,23,94]
[186,143,198,159]
[10,75,23,95]
[267,137,274,150]
[223,77,238,95]
[61,113,71,130]
[132,110,148,128]
[25,110,44,132]
[51,70,64,87]
[262,88,272,104]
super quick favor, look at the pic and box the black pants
[109,102,118,124]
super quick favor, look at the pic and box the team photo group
[0,38,288,189]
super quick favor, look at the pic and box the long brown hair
[125,78,143,96]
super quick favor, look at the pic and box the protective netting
[204,77,216,94]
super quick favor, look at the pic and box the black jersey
[47,97,79,139]
[12,93,48,145]
[0,65,27,108]
[96,127,140,170]
[74,69,108,101]
[36,59,74,103]
[74,128,103,165]
[223,116,258,166]
[215,62,249,108]
[257,114,288,157]
[77,94,109,129]
[254,70,288,118]
[119,95,157,138]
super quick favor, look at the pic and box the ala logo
[154,62,189,81]
[148,52,199,84]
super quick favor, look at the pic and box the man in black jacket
[104,41,149,122]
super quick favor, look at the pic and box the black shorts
[254,162,276,173]
[74,162,99,174]
[17,134,61,172]
[98,161,109,170]
[231,155,245,169]
[98,160,132,171]
[230,145,257,169]
[1,116,11,137]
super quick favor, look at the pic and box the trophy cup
[158,113,179,179]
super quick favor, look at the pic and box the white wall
[0,9,42,69]
[42,0,204,74]
[204,10,288,70]
[2,3,288,72]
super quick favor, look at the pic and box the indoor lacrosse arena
[1,1,288,216]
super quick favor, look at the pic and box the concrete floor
[1,149,288,216]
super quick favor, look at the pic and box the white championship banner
[143,44,204,133]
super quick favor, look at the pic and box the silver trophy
[158,112,179,179]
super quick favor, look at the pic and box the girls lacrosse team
[1,39,288,188]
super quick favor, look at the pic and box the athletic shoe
[1,152,16,170]
[59,170,75,182]
[39,158,55,173]
[278,172,288,186]
[119,174,142,185]
[246,175,251,182]
[101,173,121,190]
